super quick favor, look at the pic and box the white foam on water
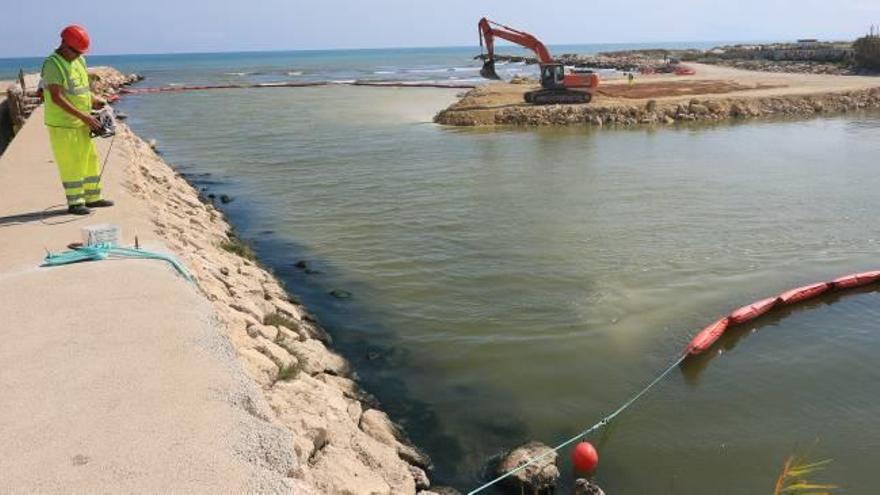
[404,68,451,74]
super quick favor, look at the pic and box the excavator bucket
[480,59,501,80]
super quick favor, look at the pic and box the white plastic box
[81,224,121,247]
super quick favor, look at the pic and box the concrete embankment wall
[0,106,313,493]
[0,97,11,155]
[0,66,437,493]
[1,74,41,156]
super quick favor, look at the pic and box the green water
[120,87,880,493]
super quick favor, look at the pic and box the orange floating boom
[687,270,880,355]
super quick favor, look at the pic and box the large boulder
[269,377,419,494]
[574,478,606,495]
[418,488,462,495]
[360,409,432,469]
[494,441,559,494]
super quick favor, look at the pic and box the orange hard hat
[61,25,90,53]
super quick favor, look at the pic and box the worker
[627,72,635,86]
[41,25,112,215]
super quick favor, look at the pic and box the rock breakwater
[700,58,859,75]
[435,87,880,127]
[117,124,439,493]
[483,41,875,76]
[3,66,140,136]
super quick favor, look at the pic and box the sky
[2,0,878,58]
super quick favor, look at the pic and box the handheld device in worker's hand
[90,106,117,138]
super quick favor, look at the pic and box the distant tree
[854,25,880,70]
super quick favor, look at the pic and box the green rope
[42,243,193,282]
[467,352,688,495]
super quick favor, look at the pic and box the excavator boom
[478,17,553,79]
[477,17,599,105]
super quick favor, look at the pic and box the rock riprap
[119,123,431,493]
[493,441,560,494]
[436,87,880,128]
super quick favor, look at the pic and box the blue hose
[42,243,193,282]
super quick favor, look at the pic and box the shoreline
[435,62,880,127]
[4,54,879,492]
[116,123,436,493]
[0,68,438,494]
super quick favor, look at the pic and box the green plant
[854,28,880,70]
[219,237,255,260]
[276,361,301,381]
[773,452,836,495]
[272,333,310,373]
[273,330,295,351]
[256,344,302,383]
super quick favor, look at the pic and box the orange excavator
[478,17,599,104]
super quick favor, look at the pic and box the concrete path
[0,109,300,492]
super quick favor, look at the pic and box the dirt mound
[599,80,784,99]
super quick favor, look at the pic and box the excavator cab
[539,63,566,89]
[526,62,594,104]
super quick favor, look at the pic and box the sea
[0,42,726,84]
[4,45,880,493]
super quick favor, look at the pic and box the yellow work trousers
[47,126,101,206]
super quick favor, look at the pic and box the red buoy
[572,441,599,472]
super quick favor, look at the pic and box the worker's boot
[85,199,114,208]
[68,204,90,215]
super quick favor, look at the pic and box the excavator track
[524,89,593,105]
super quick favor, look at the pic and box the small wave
[397,79,481,87]
[404,68,450,74]
[329,79,357,84]
[403,66,480,74]
[224,72,250,76]
[374,70,396,75]
[446,77,483,84]
[287,71,303,76]
[350,79,478,88]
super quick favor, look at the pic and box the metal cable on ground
[98,133,116,181]
[467,352,688,495]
